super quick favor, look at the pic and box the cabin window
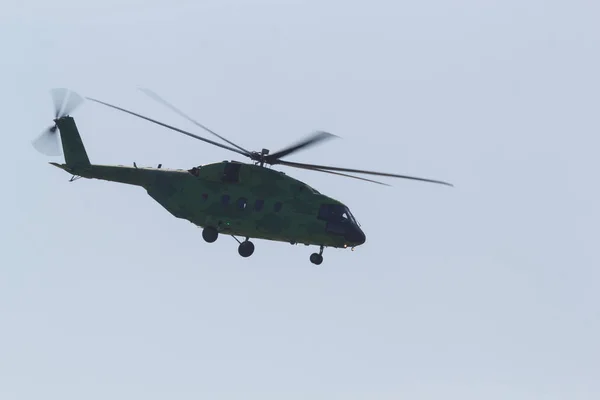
[254,199,264,211]
[222,163,241,183]
[237,197,248,210]
[221,194,230,205]
[274,202,282,212]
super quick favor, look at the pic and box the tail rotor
[32,88,84,156]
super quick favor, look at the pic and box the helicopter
[32,88,452,265]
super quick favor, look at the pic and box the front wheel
[310,253,323,265]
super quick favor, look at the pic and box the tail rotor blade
[50,88,68,118]
[60,90,84,116]
[32,126,62,156]
[50,88,84,118]
[33,88,84,158]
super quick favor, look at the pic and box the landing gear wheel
[310,253,323,265]
[310,245,324,265]
[202,226,218,243]
[238,240,255,257]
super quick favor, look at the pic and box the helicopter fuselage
[51,154,366,249]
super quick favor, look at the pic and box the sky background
[1,0,599,399]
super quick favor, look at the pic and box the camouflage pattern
[49,116,366,249]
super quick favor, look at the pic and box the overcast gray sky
[2,1,599,399]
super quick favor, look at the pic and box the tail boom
[50,162,189,187]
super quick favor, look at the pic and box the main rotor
[84,88,453,187]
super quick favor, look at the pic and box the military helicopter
[32,88,452,265]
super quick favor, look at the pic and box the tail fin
[56,116,91,168]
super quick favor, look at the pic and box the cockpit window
[318,204,355,223]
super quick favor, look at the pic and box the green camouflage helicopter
[33,88,452,265]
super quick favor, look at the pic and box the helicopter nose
[345,226,366,245]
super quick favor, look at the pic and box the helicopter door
[222,162,241,183]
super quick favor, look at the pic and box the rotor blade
[60,90,84,116]
[138,87,252,156]
[266,130,337,162]
[278,160,453,187]
[285,162,390,186]
[50,88,68,118]
[32,126,62,156]
[85,97,250,158]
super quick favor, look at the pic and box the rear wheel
[202,226,218,243]
[238,241,255,257]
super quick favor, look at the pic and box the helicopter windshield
[318,204,356,224]
[344,208,357,224]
